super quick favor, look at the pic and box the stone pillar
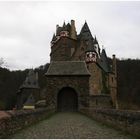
[70,20,77,40]
[111,54,118,109]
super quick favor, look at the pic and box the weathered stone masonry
[0,108,55,138]
[45,61,90,110]
[80,108,140,138]
[46,76,90,110]
[49,20,118,109]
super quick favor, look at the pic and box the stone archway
[57,87,78,112]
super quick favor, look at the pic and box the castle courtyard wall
[80,108,140,138]
[0,108,55,138]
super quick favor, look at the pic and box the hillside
[117,59,140,110]
[0,63,49,110]
[0,68,28,109]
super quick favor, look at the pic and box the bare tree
[0,58,4,67]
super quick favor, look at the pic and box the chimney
[35,72,38,81]
[71,20,75,27]
[112,54,117,77]
[70,20,77,40]
[112,54,119,109]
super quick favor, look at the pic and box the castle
[17,20,118,111]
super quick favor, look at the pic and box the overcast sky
[0,1,140,70]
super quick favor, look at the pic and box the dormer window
[60,31,69,37]
[89,53,93,58]
[94,44,98,51]
[86,52,97,63]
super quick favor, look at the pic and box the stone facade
[16,20,118,110]
[46,76,90,110]
[45,61,90,111]
[46,20,118,110]
[87,62,103,95]
[50,37,77,61]
[89,95,112,109]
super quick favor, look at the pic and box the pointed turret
[20,69,39,89]
[85,39,97,63]
[94,36,98,44]
[62,21,68,31]
[80,21,90,33]
[52,33,56,41]
[80,21,93,41]
[99,49,111,72]
[66,23,71,30]
[16,69,40,109]
[63,21,66,27]
[51,33,57,47]
[93,36,100,57]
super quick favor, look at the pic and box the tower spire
[63,21,66,27]
[80,20,93,41]
[52,33,56,41]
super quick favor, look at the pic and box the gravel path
[10,112,134,139]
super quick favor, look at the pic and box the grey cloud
[0,1,140,70]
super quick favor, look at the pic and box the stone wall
[87,63,103,95]
[89,95,112,108]
[50,37,77,61]
[0,108,55,138]
[46,76,90,109]
[109,73,118,109]
[80,108,140,138]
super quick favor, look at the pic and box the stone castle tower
[16,69,40,109]
[45,20,118,111]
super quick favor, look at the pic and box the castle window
[112,77,113,83]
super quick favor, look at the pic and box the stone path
[10,112,134,139]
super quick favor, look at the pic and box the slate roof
[45,61,90,76]
[85,39,96,53]
[80,22,91,33]
[97,49,111,73]
[20,69,39,89]
[51,33,56,41]
[80,22,94,41]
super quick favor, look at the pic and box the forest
[0,59,140,110]
[117,59,140,110]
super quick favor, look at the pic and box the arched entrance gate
[57,87,78,112]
